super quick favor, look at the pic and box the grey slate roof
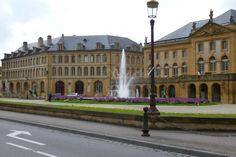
[48,35,141,51]
[158,9,236,42]
[4,35,142,59]
[16,35,141,52]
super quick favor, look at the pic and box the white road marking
[6,142,32,150]
[7,130,45,146]
[36,151,58,157]
[6,142,58,157]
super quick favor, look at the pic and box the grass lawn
[51,99,218,106]
[1,100,235,118]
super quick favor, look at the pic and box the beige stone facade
[1,9,236,104]
[143,10,236,103]
[1,35,143,99]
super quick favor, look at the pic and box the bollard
[142,107,150,137]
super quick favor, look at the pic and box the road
[0,119,196,157]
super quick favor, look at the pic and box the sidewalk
[1,98,236,114]
[0,98,236,156]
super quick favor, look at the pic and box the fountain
[117,49,133,98]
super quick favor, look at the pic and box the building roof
[3,35,142,60]
[47,35,141,51]
[158,9,236,42]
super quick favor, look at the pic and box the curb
[0,116,228,157]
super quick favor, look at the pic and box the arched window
[173,63,178,77]
[164,64,169,77]
[126,56,130,64]
[52,55,56,63]
[90,55,94,63]
[94,81,103,93]
[103,67,107,76]
[52,67,57,76]
[84,55,88,62]
[71,67,75,76]
[65,55,69,63]
[71,55,75,63]
[116,55,119,64]
[96,67,101,76]
[131,56,135,64]
[103,54,107,63]
[58,55,63,63]
[181,62,187,75]
[84,67,88,76]
[221,56,229,73]
[58,67,62,76]
[156,64,161,77]
[198,58,204,74]
[77,67,82,76]
[209,56,216,72]
[90,67,94,76]
[40,81,45,92]
[78,55,82,63]
[96,55,101,63]
[64,67,69,76]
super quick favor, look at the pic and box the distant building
[1,35,143,99]
[144,9,236,103]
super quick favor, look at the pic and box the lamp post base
[142,130,150,137]
[148,106,160,115]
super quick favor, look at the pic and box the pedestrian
[48,93,52,102]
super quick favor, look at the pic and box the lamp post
[147,0,160,114]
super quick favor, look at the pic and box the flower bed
[93,96,208,104]
[51,95,208,104]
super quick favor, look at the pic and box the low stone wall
[0,102,236,131]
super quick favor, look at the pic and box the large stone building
[1,35,143,99]
[144,9,236,103]
[1,9,236,104]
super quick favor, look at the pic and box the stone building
[144,9,236,103]
[1,35,143,99]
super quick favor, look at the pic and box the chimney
[23,41,28,51]
[47,35,52,46]
[38,37,44,47]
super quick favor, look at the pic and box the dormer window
[96,42,104,49]
[58,43,64,51]
[76,43,85,50]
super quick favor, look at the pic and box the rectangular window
[222,40,228,50]
[173,51,177,58]
[84,55,88,63]
[71,55,75,63]
[209,41,216,51]
[58,56,63,63]
[198,43,204,52]
[156,53,159,60]
[182,50,186,58]
[164,52,168,59]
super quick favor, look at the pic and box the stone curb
[0,116,227,157]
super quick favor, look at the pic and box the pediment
[191,21,232,37]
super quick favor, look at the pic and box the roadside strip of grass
[1,100,236,118]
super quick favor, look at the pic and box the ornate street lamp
[147,0,160,114]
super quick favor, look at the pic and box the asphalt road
[0,119,196,157]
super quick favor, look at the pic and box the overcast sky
[1,0,236,61]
